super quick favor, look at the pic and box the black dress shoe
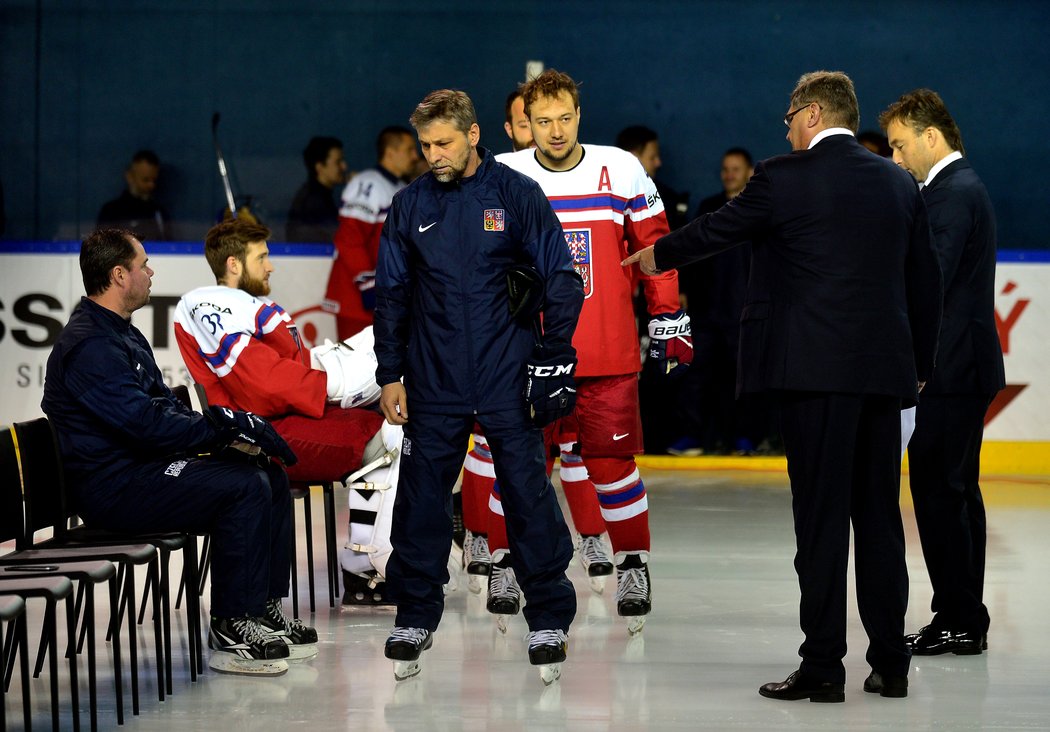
[759,670,845,703]
[906,625,987,655]
[863,671,908,698]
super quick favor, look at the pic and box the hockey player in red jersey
[491,69,693,635]
[322,126,420,340]
[175,218,402,605]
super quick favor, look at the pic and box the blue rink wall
[1,1,1049,248]
[1,243,1048,474]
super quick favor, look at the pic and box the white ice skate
[385,627,433,681]
[486,549,521,634]
[615,551,651,636]
[527,629,567,686]
[577,533,614,594]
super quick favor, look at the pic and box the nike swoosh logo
[418,222,437,233]
[612,433,629,441]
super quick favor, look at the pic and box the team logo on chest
[564,229,593,299]
[483,209,505,231]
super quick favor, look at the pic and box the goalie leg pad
[341,423,402,583]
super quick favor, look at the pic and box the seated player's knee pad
[340,421,401,579]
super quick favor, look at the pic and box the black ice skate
[463,530,492,594]
[615,550,651,636]
[527,629,568,686]
[259,599,319,660]
[578,534,613,593]
[384,627,433,681]
[486,549,521,634]
[208,615,289,676]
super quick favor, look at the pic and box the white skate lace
[616,566,650,603]
[578,535,610,568]
[232,616,276,647]
[526,629,567,651]
[490,563,520,601]
[465,531,491,565]
[266,599,309,634]
[388,626,429,647]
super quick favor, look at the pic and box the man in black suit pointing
[624,70,942,701]
[881,89,1005,657]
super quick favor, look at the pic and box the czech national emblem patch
[564,229,593,298]
[484,209,505,231]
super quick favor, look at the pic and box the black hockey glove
[524,347,578,427]
[647,309,693,377]
[206,405,298,466]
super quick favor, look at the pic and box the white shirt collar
[808,128,854,149]
[924,150,964,187]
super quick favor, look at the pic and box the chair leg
[84,586,98,732]
[198,535,211,597]
[146,562,165,702]
[120,566,140,717]
[182,538,202,680]
[303,493,316,614]
[159,550,173,696]
[108,574,124,726]
[290,498,299,619]
[4,614,18,691]
[18,613,31,731]
[33,602,50,678]
[63,593,81,732]
[324,482,339,607]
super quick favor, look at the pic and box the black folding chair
[0,576,79,731]
[1,594,29,731]
[13,418,167,714]
[3,423,133,728]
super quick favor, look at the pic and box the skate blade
[538,663,562,686]
[627,616,646,636]
[588,576,606,594]
[209,652,289,677]
[468,575,484,594]
[393,659,422,681]
[285,643,319,661]
[496,614,510,634]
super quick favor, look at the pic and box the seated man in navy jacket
[42,228,316,677]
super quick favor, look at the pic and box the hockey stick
[211,112,239,219]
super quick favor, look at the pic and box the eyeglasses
[783,102,821,127]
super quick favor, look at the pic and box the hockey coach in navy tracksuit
[374,89,584,679]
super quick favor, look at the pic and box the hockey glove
[648,309,693,376]
[524,347,578,427]
[206,405,298,466]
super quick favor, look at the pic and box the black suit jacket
[654,134,942,405]
[921,158,1005,396]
